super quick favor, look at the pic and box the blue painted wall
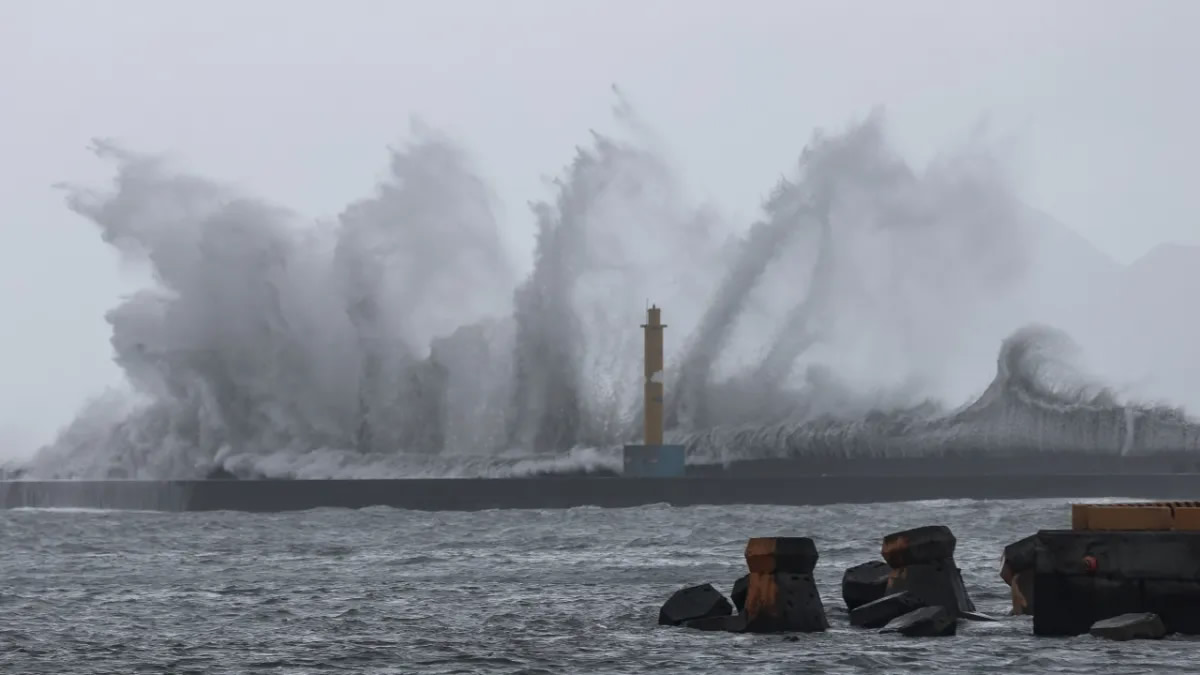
[623,444,686,477]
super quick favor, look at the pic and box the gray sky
[1,0,1197,456]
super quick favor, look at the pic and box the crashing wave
[679,324,1200,465]
[16,102,1200,480]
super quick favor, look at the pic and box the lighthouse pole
[642,305,665,445]
[622,304,683,476]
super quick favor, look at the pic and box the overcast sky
[1,0,1197,456]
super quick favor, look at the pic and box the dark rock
[882,525,956,568]
[881,606,957,637]
[960,610,999,622]
[658,583,733,626]
[731,574,748,614]
[842,561,891,611]
[849,591,927,628]
[1090,613,1167,641]
[743,572,828,633]
[745,537,819,574]
[885,558,975,615]
[683,614,747,632]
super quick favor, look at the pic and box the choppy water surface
[2,498,1196,674]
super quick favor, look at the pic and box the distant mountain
[1017,208,1200,412]
[1110,242,1200,410]
[1127,242,1200,288]
[1025,207,1123,278]
[1018,207,1123,317]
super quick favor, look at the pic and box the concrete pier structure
[10,473,1200,512]
[1034,529,1200,636]
[1034,502,1200,636]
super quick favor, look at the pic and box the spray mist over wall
[18,104,1200,480]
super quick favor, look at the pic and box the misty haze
[2,2,1198,481]
[6,100,1196,482]
[3,2,1200,672]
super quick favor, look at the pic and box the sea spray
[679,325,1200,464]
[670,110,1027,431]
[510,126,726,452]
[22,104,1200,480]
[31,130,518,477]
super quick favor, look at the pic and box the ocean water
[2,498,1195,674]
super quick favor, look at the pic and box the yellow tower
[623,303,683,477]
[642,304,665,445]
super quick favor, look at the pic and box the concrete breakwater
[10,473,1200,512]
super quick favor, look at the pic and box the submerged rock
[849,591,927,628]
[658,583,733,626]
[842,561,890,611]
[1090,613,1167,641]
[881,606,957,637]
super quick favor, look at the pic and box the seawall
[6,473,1200,512]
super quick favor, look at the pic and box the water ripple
[4,499,1198,673]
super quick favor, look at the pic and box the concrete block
[849,591,927,629]
[658,583,733,626]
[1034,572,1144,636]
[745,537,819,574]
[1090,612,1167,641]
[1003,534,1038,577]
[885,558,975,615]
[1073,504,1173,531]
[1009,571,1035,616]
[882,525,956,567]
[1000,534,1038,615]
[1143,579,1200,634]
[1173,507,1200,531]
[1035,530,1200,580]
[881,606,957,637]
[842,561,891,611]
[743,572,828,633]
